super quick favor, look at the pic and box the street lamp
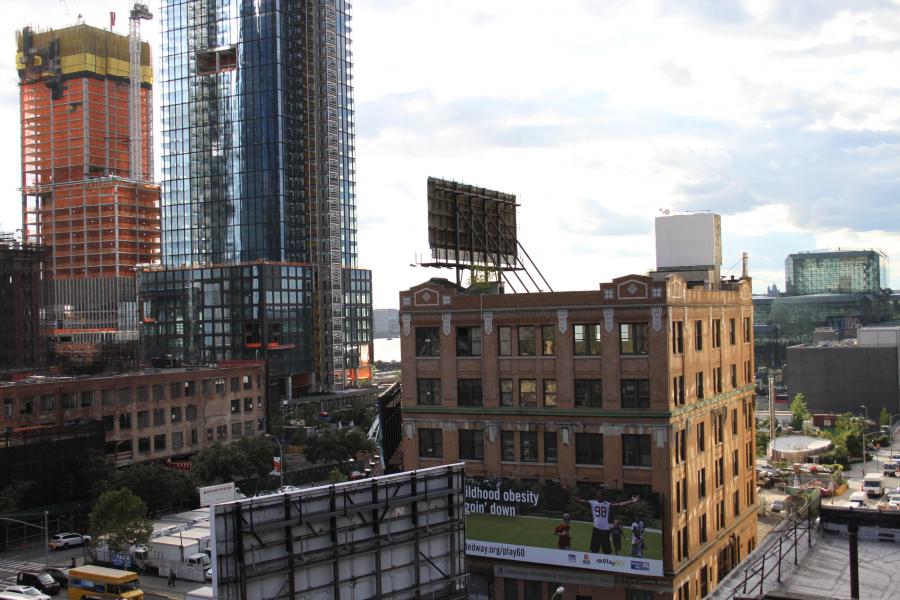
[550,586,565,600]
[861,406,868,476]
[264,433,284,489]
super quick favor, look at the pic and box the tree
[0,481,35,514]
[755,429,770,458]
[302,428,376,464]
[328,468,347,484]
[89,488,153,554]
[100,463,197,515]
[881,407,891,427]
[192,436,281,485]
[790,393,810,431]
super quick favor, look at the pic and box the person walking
[610,520,623,554]
[576,492,639,554]
[168,570,176,587]
[630,527,645,558]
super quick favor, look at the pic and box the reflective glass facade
[148,0,371,389]
[785,250,887,296]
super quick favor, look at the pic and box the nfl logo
[568,554,576,563]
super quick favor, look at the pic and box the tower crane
[129,3,152,181]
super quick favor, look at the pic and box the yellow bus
[67,565,143,600]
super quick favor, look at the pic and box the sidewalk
[140,572,207,600]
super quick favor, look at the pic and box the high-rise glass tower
[140,0,372,394]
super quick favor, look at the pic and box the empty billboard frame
[426,177,518,273]
[212,463,467,600]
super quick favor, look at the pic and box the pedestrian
[554,513,572,550]
[69,557,76,568]
[575,491,639,554]
[610,520,623,554]
[168,570,176,587]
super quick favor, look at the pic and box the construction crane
[129,3,152,181]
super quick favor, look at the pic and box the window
[619,323,649,355]
[697,421,706,452]
[80,391,94,408]
[713,367,722,394]
[712,319,721,348]
[541,325,555,355]
[456,327,482,357]
[696,372,705,399]
[677,526,689,561]
[715,457,724,487]
[574,324,602,355]
[101,390,114,406]
[676,477,687,512]
[184,381,196,397]
[501,431,516,461]
[215,378,226,395]
[543,380,557,407]
[713,410,724,444]
[520,432,538,462]
[498,326,512,356]
[622,434,651,467]
[138,437,150,453]
[729,318,736,345]
[672,321,684,354]
[102,415,114,431]
[698,468,707,498]
[154,434,166,451]
[171,407,183,422]
[695,320,703,351]
[674,428,687,463]
[231,422,242,437]
[416,327,440,357]
[716,499,726,531]
[152,408,164,426]
[743,317,751,343]
[418,429,442,458]
[119,412,132,430]
[230,377,240,392]
[170,383,182,399]
[500,379,513,406]
[732,409,738,436]
[746,441,753,468]
[699,513,708,543]
[244,397,253,412]
[732,449,739,477]
[137,411,149,428]
[621,379,650,409]
[118,388,131,405]
[744,360,752,385]
[41,394,54,412]
[575,433,603,465]
[734,490,741,516]
[172,431,184,450]
[136,386,149,403]
[518,326,536,355]
[202,379,212,395]
[417,379,441,405]
[730,364,737,389]
[61,393,74,410]
[458,430,484,461]
[153,384,165,401]
[458,379,483,406]
[216,425,227,440]
[574,379,602,407]
[187,405,198,421]
[231,399,240,414]
[673,375,685,405]
[518,379,536,407]
[544,431,558,463]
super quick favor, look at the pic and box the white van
[849,491,867,508]
[863,473,884,498]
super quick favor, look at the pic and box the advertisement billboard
[464,479,663,577]
[198,482,236,507]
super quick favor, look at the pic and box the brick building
[0,362,265,465]
[399,273,757,599]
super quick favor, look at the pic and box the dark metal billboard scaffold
[212,463,467,600]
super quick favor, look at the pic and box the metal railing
[710,495,821,599]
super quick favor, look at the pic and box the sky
[3,0,900,310]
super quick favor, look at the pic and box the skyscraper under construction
[16,22,161,367]
[139,0,372,396]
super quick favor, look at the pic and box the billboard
[198,482,236,507]
[212,464,467,600]
[464,479,663,577]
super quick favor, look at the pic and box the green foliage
[881,407,891,427]
[192,435,280,484]
[790,393,810,431]
[0,481,35,513]
[329,403,376,430]
[302,428,376,464]
[95,462,197,515]
[755,429,770,457]
[328,468,347,483]
[89,488,153,554]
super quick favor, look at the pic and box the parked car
[884,462,898,477]
[770,499,785,513]
[40,568,68,589]
[48,533,90,550]
[889,495,900,509]
[15,572,58,596]
[849,491,867,509]
[3,585,51,600]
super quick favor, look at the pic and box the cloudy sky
[3,0,900,309]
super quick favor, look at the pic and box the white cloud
[2,0,900,309]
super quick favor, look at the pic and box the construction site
[16,11,160,371]
[0,233,47,373]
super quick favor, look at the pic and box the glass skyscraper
[785,250,888,296]
[140,0,372,395]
